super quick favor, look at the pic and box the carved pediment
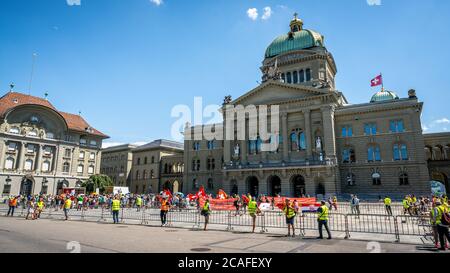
[232,81,327,106]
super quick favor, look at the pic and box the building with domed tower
[182,14,448,199]
[0,88,109,197]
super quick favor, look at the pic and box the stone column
[321,106,337,160]
[304,109,313,160]
[240,120,248,165]
[0,140,7,171]
[36,144,43,173]
[18,142,26,171]
[282,113,289,161]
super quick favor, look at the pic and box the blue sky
[1,0,450,147]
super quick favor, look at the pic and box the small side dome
[370,90,400,103]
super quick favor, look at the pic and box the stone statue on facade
[234,143,240,156]
[262,58,282,83]
[223,95,232,105]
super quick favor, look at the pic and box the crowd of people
[3,191,450,251]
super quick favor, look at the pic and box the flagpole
[380,72,384,91]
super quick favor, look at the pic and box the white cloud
[367,0,382,6]
[277,5,288,10]
[150,0,163,6]
[247,8,258,21]
[102,142,124,149]
[262,7,272,20]
[422,124,429,132]
[66,0,81,6]
[435,118,450,124]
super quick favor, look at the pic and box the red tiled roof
[0,91,108,138]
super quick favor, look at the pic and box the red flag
[196,186,206,199]
[241,194,249,204]
[217,189,228,199]
[164,189,172,200]
[370,74,383,87]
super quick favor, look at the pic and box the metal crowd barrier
[0,205,432,244]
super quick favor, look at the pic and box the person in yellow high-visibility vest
[384,196,393,216]
[63,196,72,221]
[111,195,121,224]
[283,199,296,237]
[136,195,142,212]
[317,200,332,240]
[430,201,442,249]
[434,200,450,250]
[248,197,261,233]
[201,199,211,231]
[402,196,411,215]
[36,197,45,219]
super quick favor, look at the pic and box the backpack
[440,207,450,226]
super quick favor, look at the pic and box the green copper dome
[265,29,324,58]
[370,90,400,103]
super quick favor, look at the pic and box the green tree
[82,174,114,194]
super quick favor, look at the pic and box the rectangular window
[3,184,11,195]
[390,120,405,133]
[63,163,70,173]
[364,123,377,136]
[80,138,87,145]
[342,126,353,137]
[90,140,97,146]
[8,142,17,151]
[342,149,350,163]
[79,151,85,159]
[27,144,35,153]
[88,166,94,174]
[24,160,33,171]
[77,165,84,173]
[65,149,71,157]
[44,146,52,155]
[393,144,400,161]
[401,144,408,160]
[89,152,95,160]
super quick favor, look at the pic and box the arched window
[144,157,148,164]
[207,178,214,190]
[150,169,154,179]
[46,132,55,139]
[192,179,198,190]
[196,160,200,171]
[393,144,408,161]
[143,170,148,179]
[299,132,306,150]
[88,165,94,174]
[248,139,256,154]
[77,164,84,174]
[27,130,38,137]
[347,173,356,186]
[291,132,299,151]
[286,72,292,83]
[4,157,14,170]
[399,172,409,185]
[63,162,70,173]
[137,158,141,165]
[136,170,140,180]
[299,69,305,83]
[372,172,381,185]
[9,127,20,134]
[368,145,381,162]
[281,73,285,82]
[293,71,298,84]
[256,136,262,153]
[42,160,51,172]
[151,156,155,164]
[305,68,311,81]
[342,148,356,163]
[24,159,33,171]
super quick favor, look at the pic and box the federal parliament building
[182,15,450,199]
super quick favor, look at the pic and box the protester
[63,196,72,221]
[111,195,121,224]
[248,197,260,233]
[201,199,211,231]
[282,198,296,237]
[36,197,45,219]
[435,200,450,251]
[160,197,170,226]
[317,200,332,240]
[7,196,18,217]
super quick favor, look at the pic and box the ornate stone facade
[182,15,444,199]
[0,91,108,196]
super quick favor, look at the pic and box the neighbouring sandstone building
[0,90,108,197]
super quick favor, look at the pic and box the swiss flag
[370,74,383,87]
[196,186,207,199]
